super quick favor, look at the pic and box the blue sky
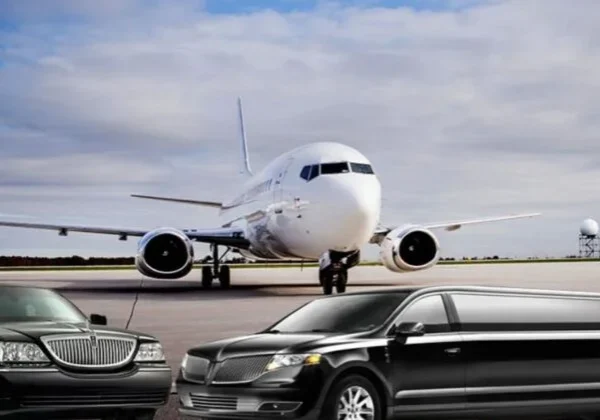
[0,0,599,260]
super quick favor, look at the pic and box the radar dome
[580,218,599,237]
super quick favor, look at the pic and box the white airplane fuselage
[218,142,381,261]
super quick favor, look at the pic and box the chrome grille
[41,334,137,369]
[212,355,272,383]
[190,394,237,411]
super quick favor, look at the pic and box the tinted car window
[0,287,87,323]
[452,293,600,331]
[394,294,450,333]
[267,292,410,333]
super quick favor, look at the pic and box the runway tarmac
[1,261,599,419]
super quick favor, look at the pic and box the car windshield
[267,292,410,334]
[0,286,87,323]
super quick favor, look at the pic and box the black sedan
[0,285,171,419]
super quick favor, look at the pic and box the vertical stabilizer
[237,97,253,176]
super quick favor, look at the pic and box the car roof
[320,284,600,300]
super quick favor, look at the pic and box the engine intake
[135,228,194,279]
[380,225,440,273]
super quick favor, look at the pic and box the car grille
[212,355,272,383]
[41,334,137,369]
[190,394,237,411]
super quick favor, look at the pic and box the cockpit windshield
[299,161,374,181]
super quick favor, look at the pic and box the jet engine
[379,225,440,273]
[135,228,194,279]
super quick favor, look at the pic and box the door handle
[444,347,460,355]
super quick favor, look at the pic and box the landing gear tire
[201,266,213,289]
[319,374,381,420]
[218,265,231,289]
[336,270,348,293]
[321,271,333,295]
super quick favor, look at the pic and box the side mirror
[90,313,107,326]
[392,322,425,340]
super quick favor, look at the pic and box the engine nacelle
[380,225,440,273]
[135,228,194,279]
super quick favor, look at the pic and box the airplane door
[273,157,294,208]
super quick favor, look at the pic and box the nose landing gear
[319,250,359,295]
[201,244,232,289]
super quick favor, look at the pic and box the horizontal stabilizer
[131,194,222,208]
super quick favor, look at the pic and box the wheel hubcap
[337,385,374,420]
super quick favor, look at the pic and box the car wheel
[320,374,382,420]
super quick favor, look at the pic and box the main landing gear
[201,244,231,289]
[319,250,360,295]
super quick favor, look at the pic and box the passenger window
[320,162,350,174]
[451,293,600,331]
[395,294,450,334]
[300,166,311,180]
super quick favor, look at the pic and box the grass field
[0,258,598,271]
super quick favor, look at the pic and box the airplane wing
[130,194,222,208]
[0,220,250,248]
[370,213,541,244]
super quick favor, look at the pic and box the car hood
[0,321,150,342]
[188,332,346,361]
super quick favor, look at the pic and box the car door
[385,292,466,415]
[450,291,600,413]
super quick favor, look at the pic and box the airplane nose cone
[325,178,381,251]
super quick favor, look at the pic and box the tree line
[0,254,588,267]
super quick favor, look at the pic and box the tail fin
[237,96,253,176]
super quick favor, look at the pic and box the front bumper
[176,380,322,419]
[0,364,172,419]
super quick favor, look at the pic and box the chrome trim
[395,382,600,399]
[396,388,464,399]
[406,285,600,300]
[41,333,137,369]
[0,367,59,373]
[137,366,172,372]
[460,331,600,341]
[467,382,600,394]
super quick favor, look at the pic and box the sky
[0,0,599,261]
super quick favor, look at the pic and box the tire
[320,374,382,420]
[335,270,348,294]
[322,272,333,295]
[219,265,231,289]
[201,266,213,288]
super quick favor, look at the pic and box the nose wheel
[320,266,348,295]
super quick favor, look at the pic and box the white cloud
[1,0,599,260]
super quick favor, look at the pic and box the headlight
[134,342,165,362]
[0,342,50,365]
[264,353,321,372]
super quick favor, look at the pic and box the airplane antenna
[237,96,253,176]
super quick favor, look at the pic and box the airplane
[0,98,540,295]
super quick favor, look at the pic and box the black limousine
[177,285,600,420]
[0,285,171,419]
